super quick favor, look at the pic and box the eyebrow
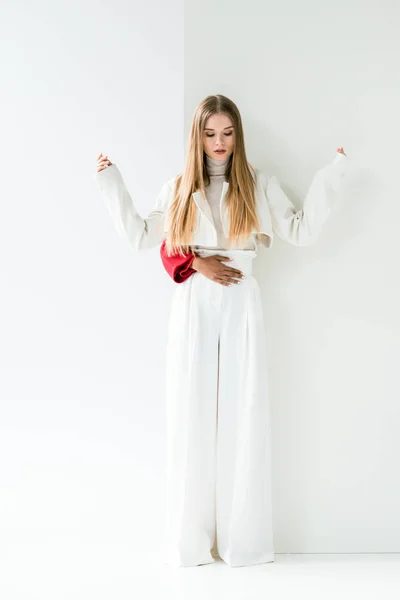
[204,126,234,131]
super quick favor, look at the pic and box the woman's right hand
[192,255,244,287]
[96,152,112,173]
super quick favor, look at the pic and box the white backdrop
[1,1,400,593]
[185,0,400,552]
[0,0,183,586]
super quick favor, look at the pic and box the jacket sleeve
[93,163,172,251]
[160,239,197,283]
[264,152,349,246]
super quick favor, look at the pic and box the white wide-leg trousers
[161,249,274,567]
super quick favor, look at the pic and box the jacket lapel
[219,181,230,238]
[192,181,230,235]
[192,191,214,227]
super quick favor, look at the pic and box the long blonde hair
[165,94,260,257]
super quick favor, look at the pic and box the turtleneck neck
[205,153,230,177]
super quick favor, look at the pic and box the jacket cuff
[160,240,197,283]
[332,151,348,165]
[174,255,196,283]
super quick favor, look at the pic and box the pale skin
[95,113,346,287]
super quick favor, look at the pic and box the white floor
[1,538,400,600]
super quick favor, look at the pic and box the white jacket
[93,152,349,251]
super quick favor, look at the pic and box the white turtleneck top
[198,154,255,251]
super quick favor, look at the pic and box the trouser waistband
[193,248,257,277]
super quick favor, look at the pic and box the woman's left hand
[336,146,347,156]
[96,152,112,173]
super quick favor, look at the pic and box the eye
[205,131,233,137]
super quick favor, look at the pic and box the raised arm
[263,149,349,246]
[93,157,173,251]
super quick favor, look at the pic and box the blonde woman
[93,94,348,568]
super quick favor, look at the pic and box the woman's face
[202,113,235,161]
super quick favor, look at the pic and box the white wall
[185,0,400,552]
[0,0,183,568]
[2,0,399,580]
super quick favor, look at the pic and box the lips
[215,150,226,154]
